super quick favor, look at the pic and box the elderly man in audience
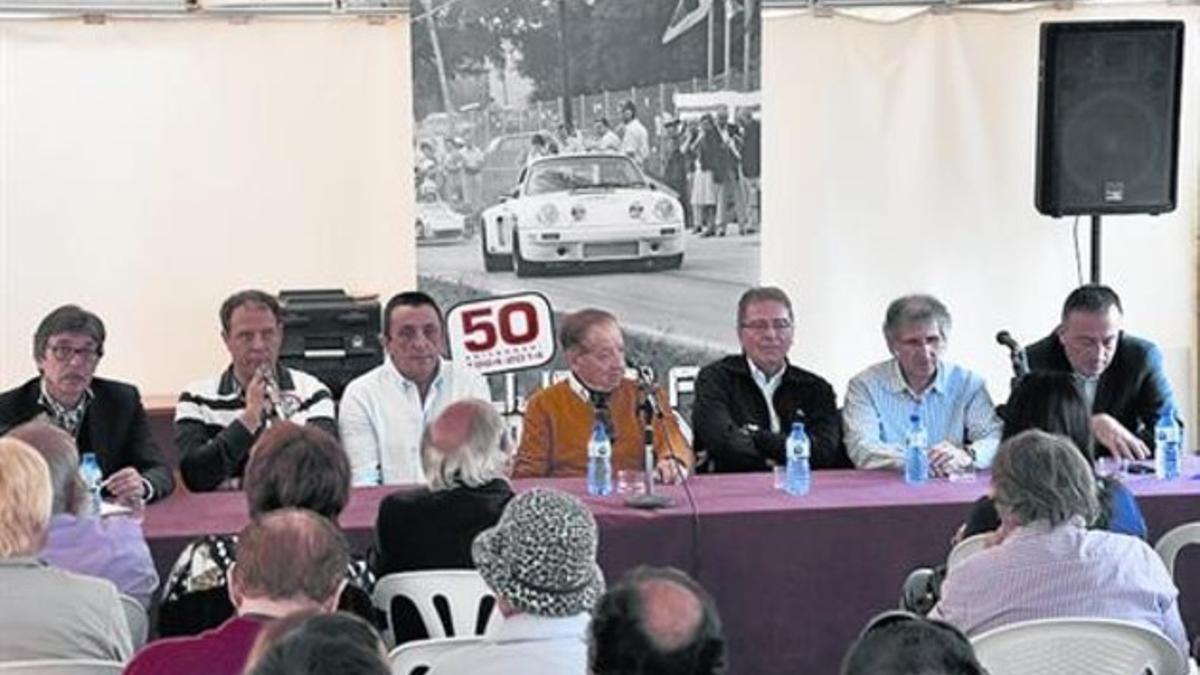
[514,308,693,479]
[429,489,604,674]
[125,509,349,675]
[841,611,985,675]
[932,430,1188,658]
[843,294,1002,473]
[693,286,847,472]
[589,566,727,675]
[176,289,336,492]
[0,304,173,503]
[0,437,132,663]
[157,422,372,637]
[6,422,158,606]
[1025,284,1178,460]
[340,291,491,486]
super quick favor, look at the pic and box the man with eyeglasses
[513,308,694,479]
[843,294,1002,473]
[176,290,336,492]
[692,287,847,472]
[339,291,491,485]
[1023,284,1177,460]
[0,304,174,503]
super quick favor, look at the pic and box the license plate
[583,242,638,258]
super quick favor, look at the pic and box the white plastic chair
[118,594,148,650]
[1155,521,1200,579]
[946,533,990,572]
[0,660,124,674]
[388,636,484,675]
[372,570,500,648]
[971,617,1187,675]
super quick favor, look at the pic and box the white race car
[479,153,685,277]
[415,192,466,245]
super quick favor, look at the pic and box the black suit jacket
[692,354,849,472]
[370,479,513,578]
[0,376,174,501]
[1025,331,1176,454]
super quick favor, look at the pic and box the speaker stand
[1090,214,1102,284]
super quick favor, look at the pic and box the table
[142,471,1200,674]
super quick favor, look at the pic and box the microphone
[995,330,1030,378]
[995,330,1020,352]
[623,357,673,510]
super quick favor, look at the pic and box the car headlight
[571,204,587,222]
[653,198,675,222]
[629,202,645,220]
[537,203,560,226]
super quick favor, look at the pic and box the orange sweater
[513,378,693,478]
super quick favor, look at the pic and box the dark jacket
[0,376,174,501]
[692,355,849,472]
[370,478,513,578]
[1025,331,1176,455]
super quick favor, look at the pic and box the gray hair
[883,294,951,342]
[737,286,793,326]
[33,305,106,360]
[422,399,511,491]
[5,422,85,516]
[991,429,1100,527]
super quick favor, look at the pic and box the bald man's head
[6,422,84,515]
[590,566,726,675]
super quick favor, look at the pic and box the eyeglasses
[47,344,101,363]
[740,319,793,333]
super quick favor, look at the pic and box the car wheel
[513,236,543,278]
[481,225,514,272]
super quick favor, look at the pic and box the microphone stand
[624,376,673,510]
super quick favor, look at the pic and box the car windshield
[524,156,645,196]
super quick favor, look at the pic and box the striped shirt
[175,365,335,492]
[842,359,1002,470]
[933,518,1189,659]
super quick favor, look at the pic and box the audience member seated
[428,489,604,675]
[962,371,1145,539]
[589,566,726,675]
[7,422,158,606]
[692,286,847,472]
[932,430,1188,658]
[0,437,132,662]
[157,422,374,637]
[372,399,514,577]
[841,610,985,675]
[0,304,173,503]
[1026,284,1178,459]
[513,308,694,479]
[244,611,387,675]
[843,294,1002,473]
[175,289,336,491]
[125,509,349,675]
[340,291,491,486]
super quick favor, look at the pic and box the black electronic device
[278,289,383,400]
[1035,21,1184,217]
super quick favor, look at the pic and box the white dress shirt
[339,356,491,486]
[427,612,590,675]
[747,357,785,433]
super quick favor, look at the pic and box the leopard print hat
[472,488,605,617]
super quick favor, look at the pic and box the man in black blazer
[692,287,848,472]
[0,305,173,502]
[1024,285,1178,460]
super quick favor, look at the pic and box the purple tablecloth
[142,471,1200,674]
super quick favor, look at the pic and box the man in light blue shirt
[843,294,1002,473]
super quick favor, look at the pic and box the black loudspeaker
[1035,21,1184,217]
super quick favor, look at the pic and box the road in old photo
[418,232,759,351]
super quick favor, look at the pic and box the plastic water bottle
[904,412,929,486]
[79,452,104,515]
[784,421,812,496]
[586,422,614,496]
[1155,405,1181,481]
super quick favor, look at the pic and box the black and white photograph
[411,0,763,366]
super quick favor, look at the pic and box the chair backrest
[372,570,500,647]
[1155,521,1200,580]
[971,617,1187,675]
[667,366,700,410]
[118,594,148,650]
[946,533,990,571]
[388,636,484,675]
[0,660,124,675]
